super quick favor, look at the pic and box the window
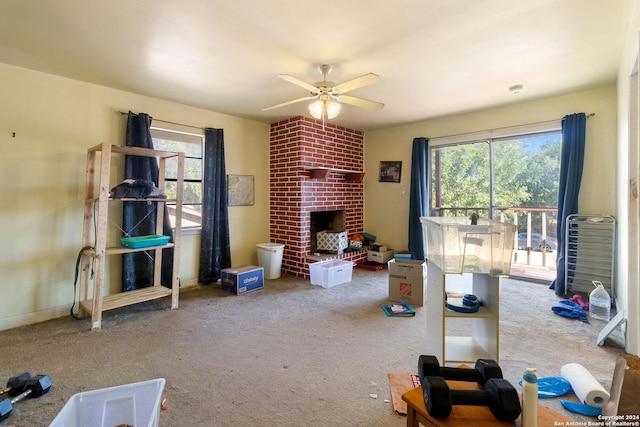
[430,131,562,263]
[150,127,203,229]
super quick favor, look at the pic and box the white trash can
[257,243,285,279]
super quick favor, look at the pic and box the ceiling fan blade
[261,95,318,111]
[337,95,384,111]
[277,74,320,94]
[332,73,380,94]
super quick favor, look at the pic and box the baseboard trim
[0,279,200,332]
[0,306,70,332]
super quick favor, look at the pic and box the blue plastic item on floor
[560,400,602,417]
[518,376,572,398]
[551,300,589,323]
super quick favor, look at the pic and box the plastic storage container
[257,243,284,279]
[121,235,170,249]
[589,281,611,321]
[420,217,516,275]
[308,259,354,288]
[49,378,165,427]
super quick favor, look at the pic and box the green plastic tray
[121,235,170,249]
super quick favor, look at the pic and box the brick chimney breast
[269,116,366,278]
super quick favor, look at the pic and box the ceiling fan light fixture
[326,101,341,119]
[309,100,325,119]
[309,99,341,120]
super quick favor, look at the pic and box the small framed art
[379,161,402,183]
[227,174,255,206]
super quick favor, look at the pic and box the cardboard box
[603,354,640,417]
[372,244,388,252]
[367,249,395,263]
[387,259,426,306]
[221,265,264,295]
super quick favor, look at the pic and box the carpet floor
[0,267,626,426]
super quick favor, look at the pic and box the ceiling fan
[262,64,384,123]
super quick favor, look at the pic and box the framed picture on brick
[379,161,402,183]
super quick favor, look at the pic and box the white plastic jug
[589,281,611,321]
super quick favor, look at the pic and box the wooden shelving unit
[306,167,365,183]
[79,143,184,330]
[425,261,500,364]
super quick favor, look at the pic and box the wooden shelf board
[84,243,175,256]
[85,198,176,203]
[106,243,174,255]
[88,143,182,159]
[80,286,173,314]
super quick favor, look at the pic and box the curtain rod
[428,113,595,143]
[118,111,206,131]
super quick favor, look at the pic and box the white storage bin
[308,259,354,288]
[421,216,516,275]
[49,378,165,427]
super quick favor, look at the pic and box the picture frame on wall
[227,174,255,206]
[379,161,402,183]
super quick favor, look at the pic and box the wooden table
[401,381,576,427]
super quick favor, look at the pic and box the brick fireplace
[269,116,367,278]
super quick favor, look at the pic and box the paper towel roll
[560,363,610,407]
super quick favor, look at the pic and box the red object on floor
[356,261,385,271]
[570,294,590,310]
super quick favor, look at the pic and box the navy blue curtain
[408,137,430,260]
[550,113,586,295]
[198,128,232,284]
[122,111,174,291]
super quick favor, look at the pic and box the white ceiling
[0,0,635,131]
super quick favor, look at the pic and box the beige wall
[616,1,640,354]
[364,86,618,252]
[0,63,270,331]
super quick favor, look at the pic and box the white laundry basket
[257,243,285,279]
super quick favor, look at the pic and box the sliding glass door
[432,140,491,217]
[430,131,561,277]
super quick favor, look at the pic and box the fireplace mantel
[306,167,365,183]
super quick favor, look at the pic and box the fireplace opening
[310,210,346,253]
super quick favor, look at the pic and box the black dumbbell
[0,375,52,422]
[0,373,31,397]
[418,355,503,388]
[423,375,522,421]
